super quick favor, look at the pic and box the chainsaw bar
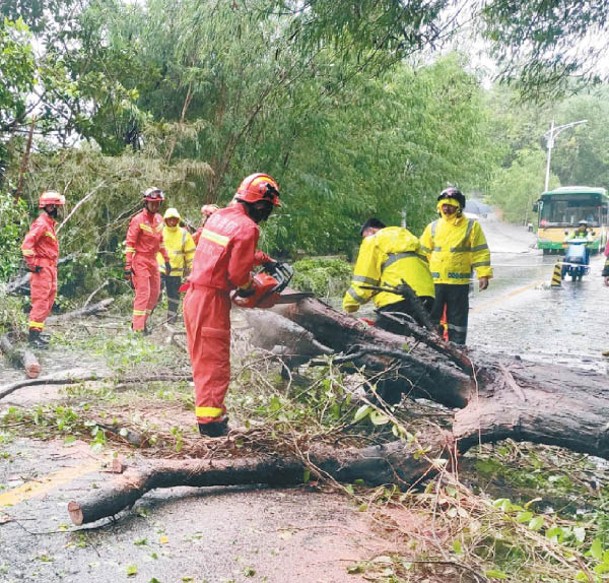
[273,292,314,304]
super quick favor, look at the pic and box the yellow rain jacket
[419,214,492,285]
[157,225,196,277]
[342,226,435,313]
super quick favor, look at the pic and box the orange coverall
[125,209,170,331]
[21,213,59,333]
[183,203,260,426]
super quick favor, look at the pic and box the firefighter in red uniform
[21,190,66,348]
[124,187,171,333]
[183,173,280,437]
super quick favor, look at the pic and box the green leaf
[516,511,533,523]
[369,410,390,425]
[452,539,463,555]
[485,569,508,579]
[594,563,609,575]
[353,404,371,422]
[528,516,544,531]
[126,565,138,576]
[589,538,604,561]
[545,526,564,543]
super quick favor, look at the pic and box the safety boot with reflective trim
[198,419,229,438]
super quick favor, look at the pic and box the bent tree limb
[68,435,448,526]
[0,373,192,401]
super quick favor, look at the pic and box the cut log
[68,435,448,525]
[0,335,41,379]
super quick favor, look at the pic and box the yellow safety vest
[343,226,435,312]
[419,215,492,285]
[157,226,196,277]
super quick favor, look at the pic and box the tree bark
[68,435,447,525]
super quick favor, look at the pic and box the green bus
[534,186,609,254]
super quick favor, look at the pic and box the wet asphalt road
[467,216,608,375]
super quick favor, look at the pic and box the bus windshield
[539,194,603,227]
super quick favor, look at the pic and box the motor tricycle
[561,238,590,281]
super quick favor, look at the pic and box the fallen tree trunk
[4,255,75,295]
[64,298,609,526]
[271,298,609,458]
[0,335,41,379]
[47,298,114,323]
[68,435,447,525]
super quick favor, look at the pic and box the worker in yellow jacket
[420,187,492,345]
[157,207,196,324]
[342,218,435,332]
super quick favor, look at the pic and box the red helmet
[38,191,66,208]
[143,187,165,202]
[234,173,280,206]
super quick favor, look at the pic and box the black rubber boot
[28,329,49,349]
[198,419,229,438]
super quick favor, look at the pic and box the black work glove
[235,285,256,298]
[124,267,134,289]
[164,262,172,276]
[262,260,278,268]
[27,265,42,273]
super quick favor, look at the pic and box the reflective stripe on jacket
[157,226,196,277]
[419,215,492,285]
[21,213,59,268]
[342,226,435,311]
[125,209,170,265]
[187,204,259,291]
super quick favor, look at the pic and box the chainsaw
[231,262,313,309]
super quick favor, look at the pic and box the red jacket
[125,209,169,266]
[189,204,259,291]
[21,213,59,268]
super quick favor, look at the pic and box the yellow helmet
[163,207,181,220]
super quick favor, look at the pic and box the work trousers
[161,275,182,324]
[28,266,57,331]
[183,285,231,425]
[375,296,434,335]
[131,254,161,331]
[430,283,470,345]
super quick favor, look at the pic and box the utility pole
[544,119,588,192]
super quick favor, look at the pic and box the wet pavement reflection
[468,219,608,375]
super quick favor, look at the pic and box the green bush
[291,257,352,299]
[0,191,28,281]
